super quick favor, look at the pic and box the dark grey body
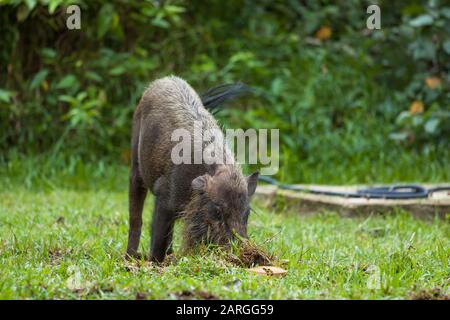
[126,76,258,262]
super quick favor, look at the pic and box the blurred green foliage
[0,0,449,183]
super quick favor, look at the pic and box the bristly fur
[181,192,215,250]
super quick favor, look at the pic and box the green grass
[0,161,449,299]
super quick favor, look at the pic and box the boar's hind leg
[150,198,175,263]
[126,166,147,258]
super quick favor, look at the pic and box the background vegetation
[1,0,449,183]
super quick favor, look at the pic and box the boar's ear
[192,174,211,191]
[246,171,259,197]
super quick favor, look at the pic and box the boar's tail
[200,82,253,114]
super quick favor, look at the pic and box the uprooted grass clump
[181,237,277,268]
[227,238,277,268]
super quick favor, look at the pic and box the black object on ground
[259,176,450,200]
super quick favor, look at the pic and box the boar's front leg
[150,197,175,263]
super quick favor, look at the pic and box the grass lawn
[1,172,449,299]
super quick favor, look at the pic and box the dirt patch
[123,259,154,273]
[56,216,65,224]
[67,283,115,296]
[410,287,450,300]
[197,291,218,300]
[160,253,178,266]
[135,292,149,300]
[48,249,62,261]
[48,248,72,264]
[123,253,177,273]
[170,290,218,300]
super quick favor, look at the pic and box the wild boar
[126,75,258,262]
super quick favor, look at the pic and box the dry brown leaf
[247,266,287,277]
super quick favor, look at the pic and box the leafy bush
[0,0,448,182]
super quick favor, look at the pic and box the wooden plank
[253,184,450,219]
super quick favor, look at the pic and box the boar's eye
[207,203,222,220]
